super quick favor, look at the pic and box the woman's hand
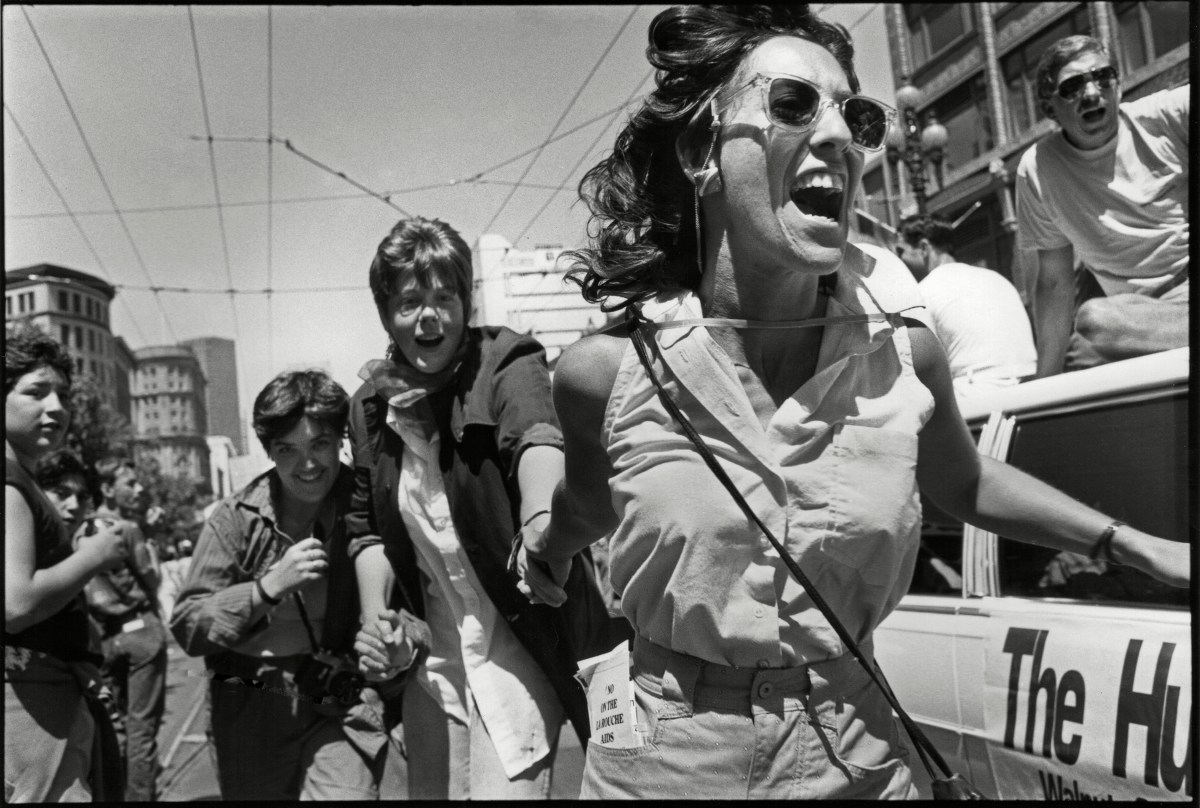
[262,537,327,599]
[74,519,128,572]
[1119,530,1190,588]
[354,610,413,682]
[515,537,571,607]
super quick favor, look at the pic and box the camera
[293,650,365,706]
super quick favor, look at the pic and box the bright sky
[4,4,893,454]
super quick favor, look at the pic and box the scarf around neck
[357,334,471,440]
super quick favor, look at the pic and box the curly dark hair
[35,448,89,493]
[564,4,858,311]
[252,369,349,452]
[5,320,74,395]
[899,214,955,254]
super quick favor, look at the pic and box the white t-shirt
[1015,85,1189,296]
[919,262,1037,383]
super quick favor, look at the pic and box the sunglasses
[726,72,895,151]
[1056,65,1118,100]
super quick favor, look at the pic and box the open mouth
[415,334,445,349]
[1080,106,1107,124]
[790,171,845,223]
[296,470,324,484]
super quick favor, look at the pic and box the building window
[929,74,994,174]
[89,360,97,376]
[906,4,974,68]
[74,326,83,349]
[72,293,81,314]
[61,324,71,345]
[1001,6,1091,137]
[76,357,84,373]
[1114,1,1189,74]
[88,329,96,353]
[5,296,12,317]
[59,290,69,311]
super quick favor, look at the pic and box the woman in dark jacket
[348,217,618,799]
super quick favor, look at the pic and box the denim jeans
[580,636,918,800]
[4,653,94,802]
[102,611,168,801]
[402,680,557,800]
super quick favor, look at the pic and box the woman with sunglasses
[517,5,1189,800]
[346,217,618,799]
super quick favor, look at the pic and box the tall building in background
[472,235,606,362]
[133,345,210,491]
[4,264,132,421]
[182,336,245,455]
[860,2,1188,301]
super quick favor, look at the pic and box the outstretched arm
[1031,245,1076,378]
[911,326,1187,586]
[521,333,624,605]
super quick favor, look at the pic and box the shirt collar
[640,242,896,356]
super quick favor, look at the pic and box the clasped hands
[513,513,572,608]
[355,610,415,682]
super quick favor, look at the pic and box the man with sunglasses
[1016,35,1188,377]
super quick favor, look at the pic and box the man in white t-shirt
[1015,35,1188,377]
[897,215,1037,399]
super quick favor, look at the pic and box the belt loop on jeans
[632,636,701,716]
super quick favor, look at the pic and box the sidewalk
[155,635,585,800]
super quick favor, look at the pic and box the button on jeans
[580,636,917,800]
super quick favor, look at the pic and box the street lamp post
[886,78,949,217]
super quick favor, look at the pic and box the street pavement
[154,634,585,800]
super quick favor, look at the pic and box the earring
[691,164,722,196]
[692,105,723,196]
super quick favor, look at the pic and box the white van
[875,347,1192,801]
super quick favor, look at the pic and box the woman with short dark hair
[171,369,407,800]
[347,216,617,799]
[5,322,126,802]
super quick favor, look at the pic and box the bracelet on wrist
[255,577,282,606]
[521,509,551,528]
[1088,520,1125,564]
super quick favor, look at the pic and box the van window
[997,391,1188,607]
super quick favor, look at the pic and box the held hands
[75,518,128,572]
[515,515,571,607]
[262,537,328,599]
[354,610,414,682]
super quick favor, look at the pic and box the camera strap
[627,311,986,799]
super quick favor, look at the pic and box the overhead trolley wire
[19,6,179,344]
[513,70,653,247]
[4,102,150,346]
[479,5,640,237]
[510,70,654,319]
[114,284,364,295]
[187,6,241,342]
[9,101,641,221]
[6,180,585,220]
[267,5,275,371]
